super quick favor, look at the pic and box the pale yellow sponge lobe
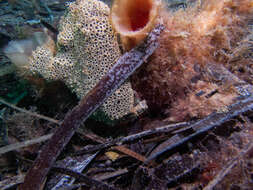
[30,46,54,80]
[29,0,134,122]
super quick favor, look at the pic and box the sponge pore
[29,0,135,123]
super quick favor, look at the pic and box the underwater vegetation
[126,0,253,121]
[3,0,253,124]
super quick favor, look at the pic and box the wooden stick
[0,98,60,124]
[0,134,53,155]
[19,24,164,190]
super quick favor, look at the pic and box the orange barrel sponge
[111,0,161,51]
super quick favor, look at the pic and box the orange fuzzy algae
[111,0,161,50]
[131,0,253,121]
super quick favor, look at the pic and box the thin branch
[79,129,148,162]
[114,146,147,162]
[51,167,117,190]
[94,168,129,181]
[60,184,88,190]
[50,152,99,190]
[74,121,189,156]
[0,133,53,155]
[0,98,60,124]
[0,175,24,190]
[145,95,253,164]
[203,141,253,190]
[19,24,164,190]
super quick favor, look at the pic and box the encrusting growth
[125,0,253,121]
[29,0,135,124]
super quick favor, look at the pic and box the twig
[0,98,60,124]
[19,24,164,190]
[94,168,129,181]
[51,167,117,190]
[145,95,253,164]
[0,133,53,155]
[203,141,253,190]
[74,121,189,156]
[50,152,99,190]
[0,97,107,143]
[60,184,88,190]
[40,19,58,33]
[167,164,201,187]
[114,146,147,162]
[79,130,147,162]
[38,0,54,21]
[0,175,24,190]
